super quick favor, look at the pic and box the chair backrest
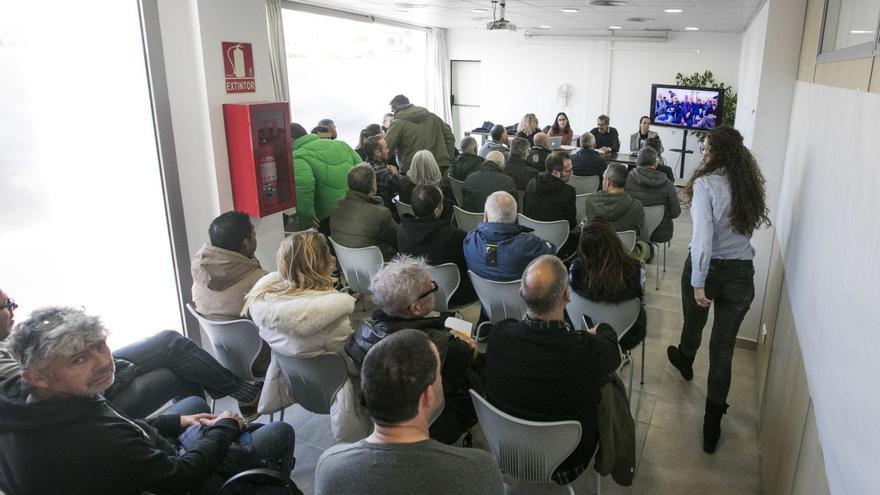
[272,352,349,414]
[449,177,465,205]
[517,214,568,254]
[569,175,601,195]
[565,292,641,339]
[392,195,415,218]
[642,205,665,242]
[616,230,637,251]
[468,271,527,323]
[453,205,483,232]
[425,263,461,313]
[469,390,582,484]
[575,193,591,223]
[328,237,383,294]
[186,303,264,381]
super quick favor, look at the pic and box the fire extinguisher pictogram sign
[222,42,255,94]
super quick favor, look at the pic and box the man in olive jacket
[385,95,456,174]
[330,165,399,261]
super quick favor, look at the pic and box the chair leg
[627,351,634,405]
[596,470,602,495]
[663,242,668,273]
[280,408,285,422]
[640,339,646,385]
[655,243,661,290]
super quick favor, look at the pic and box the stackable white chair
[392,195,415,218]
[568,175,601,195]
[453,205,483,232]
[186,303,265,383]
[641,205,666,290]
[517,214,568,255]
[272,352,348,415]
[615,230,637,252]
[468,271,527,323]
[449,177,465,205]
[328,238,383,295]
[425,263,461,313]
[575,193,591,224]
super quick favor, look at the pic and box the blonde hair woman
[516,113,540,145]
[244,230,369,441]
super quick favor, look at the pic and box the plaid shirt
[369,159,400,207]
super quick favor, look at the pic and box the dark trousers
[108,330,246,418]
[679,256,755,404]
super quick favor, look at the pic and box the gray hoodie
[625,167,681,242]
[584,191,645,235]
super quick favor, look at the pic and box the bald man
[485,255,622,485]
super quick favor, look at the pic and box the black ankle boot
[703,399,729,454]
[666,345,694,381]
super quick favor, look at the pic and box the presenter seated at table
[589,114,620,153]
[548,112,574,146]
[630,116,662,153]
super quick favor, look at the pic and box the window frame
[817,0,880,63]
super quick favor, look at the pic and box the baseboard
[736,337,758,350]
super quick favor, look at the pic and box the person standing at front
[666,127,770,454]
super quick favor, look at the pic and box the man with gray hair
[478,124,510,159]
[585,162,645,238]
[0,306,295,494]
[345,255,479,444]
[451,136,484,181]
[330,164,399,261]
[527,132,552,171]
[485,255,622,485]
[571,131,607,183]
[462,150,516,212]
[463,191,554,282]
[504,137,539,190]
[626,146,681,247]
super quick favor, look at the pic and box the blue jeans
[167,397,296,475]
[108,330,247,418]
[679,256,755,404]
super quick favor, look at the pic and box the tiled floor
[219,209,762,494]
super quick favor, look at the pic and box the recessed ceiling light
[471,8,488,13]
[626,17,654,22]
[590,0,628,6]
[538,25,552,29]
[685,26,699,31]
[664,9,683,13]
[850,30,875,34]
[561,8,580,13]
[609,25,622,29]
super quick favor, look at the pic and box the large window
[0,1,181,347]
[819,0,880,60]
[282,9,428,147]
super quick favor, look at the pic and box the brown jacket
[329,191,398,261]
[191,244,267,319]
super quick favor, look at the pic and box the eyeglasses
[1,298,17,312]
[415,280,439,304]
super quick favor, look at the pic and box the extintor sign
[222,42,255,94]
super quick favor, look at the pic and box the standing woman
[548,112,574,146]
[667,126,770,454]
[516,113,540,145]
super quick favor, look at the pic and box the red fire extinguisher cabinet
[223,102,295,217]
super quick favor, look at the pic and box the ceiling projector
[487,1,517,31]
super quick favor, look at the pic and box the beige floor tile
[632,461,759,495]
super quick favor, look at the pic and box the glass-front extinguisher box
[223,102,295,218]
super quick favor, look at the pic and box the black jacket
[0,378,240,495]
[397,215,477,306]
[504,156,539,190]
[486,318,621,479]
[523,173,577,230]
[526,146,550,171]
[462,162,516,212]
[625,167,681,242]
[451,153,484,181]
[589,127,620,152]
[571,149,607,180]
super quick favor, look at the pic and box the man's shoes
[237,390,261,422]
[667,345,694,381]
[703,399,729,454]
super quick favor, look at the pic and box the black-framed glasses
[1,298,17,312]
[415,280,439,303]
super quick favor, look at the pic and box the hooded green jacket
[293,134,362,230]
[384,104,455,173]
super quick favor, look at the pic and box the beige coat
[190,244,267,320]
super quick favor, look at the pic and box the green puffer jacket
[293,134,363,230]
[384,104,455,174]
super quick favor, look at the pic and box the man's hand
[207,410,245,431]
[587,324,599,336]
[387,164,400,175]
[694,287,713,308]
[451,330,479,356]
[180,413,215,428]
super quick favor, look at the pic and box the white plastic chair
[575,193,591,223]
[272,352,349,415]
[568,175,601,195]
[392,195,415,218]
[328,237,383,295]
[517,214,568,254]
[641,205,665,290]
[470,390,594,494]
[564,293,644,397]
[468,271,527,323]
[453,205,483,232]
[425,263,461,313]
[449,177,465,205]
[616,230,637,252]
[186,303,265,382]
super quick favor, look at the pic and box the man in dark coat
[504,137,539,190]
[526,133,552,171]
[589,114,620,153]
[524,151,577,230]
[461,152,516,212]
[571,131,607,183]
[624,147,681,243]
[451,136,484,181]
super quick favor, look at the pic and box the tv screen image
[650,84,723,132]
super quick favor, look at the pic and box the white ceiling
[296,0,765,34]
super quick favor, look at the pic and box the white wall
[158,0,283,270]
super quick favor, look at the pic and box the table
[602,151,639,165]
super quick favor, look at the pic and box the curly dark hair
[550,112,571,135]
[683,127,770,236]
[577,217,640,299]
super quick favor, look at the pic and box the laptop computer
[548,135,563,150]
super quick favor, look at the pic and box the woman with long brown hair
[667,126,770,454]
[569,217,646,352]
[548,112,574,146]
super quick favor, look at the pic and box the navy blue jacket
[463,222,555,282]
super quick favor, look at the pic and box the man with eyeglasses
[345,256,480,445]
[589,114,621,153]
[522,150,579,258]
[0,289,20,380]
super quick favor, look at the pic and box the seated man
[485,255,621,485]
[478,124,510,160]
[504,137,538,190]
[645,136,675,182]
[523,151,577,230]
[464,191,555,282]
[451,136,484,181]
[191,210,271,379]
[571,131,607,182]
[330,164,399,261]
[0,306,295,495]
[589,114,620,153]
[345,256,479,444]
[318,330,502,495]
[398,185,477,306]
[585,163,645,236]
[363,134,400,210]
[0,289,260,419]
[527,132,552,171]
[625,147,681,244]
[461,151,516,213]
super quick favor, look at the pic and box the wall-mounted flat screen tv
[650,84,723,132]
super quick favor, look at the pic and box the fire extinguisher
[227,44,246,78]
[258,139,278,206]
